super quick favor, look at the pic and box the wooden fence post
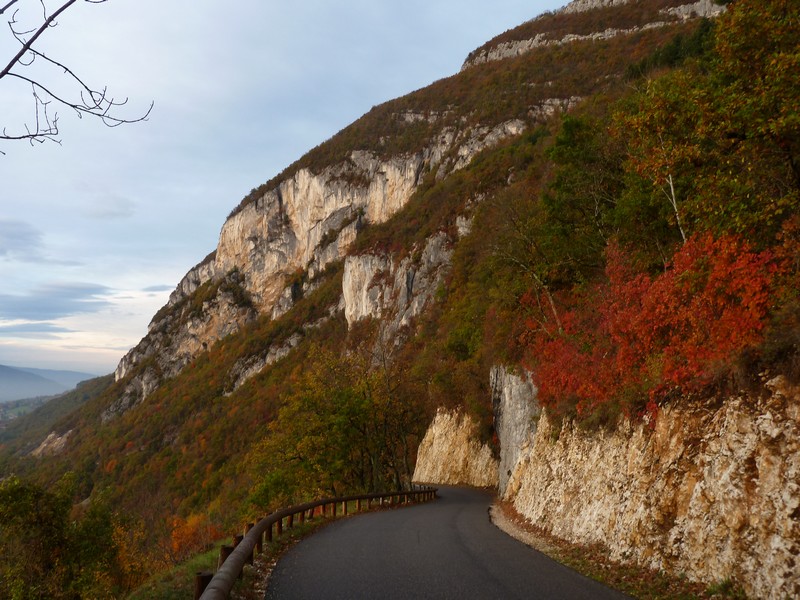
[276,517,283,537]
[219,544,234,569]
[194,571,213,600]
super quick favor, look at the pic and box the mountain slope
[4,0,713,534]
[3,1,798,597]
[0,364,66,402]
[17,368,95,390]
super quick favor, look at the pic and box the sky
[0,0,564,375]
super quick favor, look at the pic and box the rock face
[505,379,800,599]
[491,366,539,494]
[31,429,73,458]
[107,270,257,420]
[415,369,800,598]
[111,121,524,417]
[343,232,453,342]
[462,1,725,69]
[413,409,498,488]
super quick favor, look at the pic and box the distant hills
[0,364,96,402]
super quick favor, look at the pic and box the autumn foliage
[526,233,786,420]
[170,513,221,561]
[517,0,800,423]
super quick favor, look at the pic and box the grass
[126,548,217,600]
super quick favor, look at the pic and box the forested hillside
[1,0,797,597]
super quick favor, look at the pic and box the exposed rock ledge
[413,409,498,488]
[415,370,800,599]
[31,429,73,457]
[463,1,725,70]
[111,118,529,417]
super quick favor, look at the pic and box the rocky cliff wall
[413,409,498,488]
[110,120,526,415]
[491,366,539,494]
[342,232,453,342]
[462,1,725,69]
[415,369,800,598]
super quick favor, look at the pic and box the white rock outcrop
[31,429,73,458]
[413,409,498,488]
[342,232,453,341]
[113,120,527,409]
[491,366,539,494]
[560,0,632,13]
[462,1,725,70]
[505,377,800,599]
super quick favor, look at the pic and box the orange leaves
[169,513,220,562]
[525,232,784,420]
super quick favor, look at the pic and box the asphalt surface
[264,486,630,599]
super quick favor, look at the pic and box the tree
[0,0,152,152]
[0,474,140,599]
[247,344,423,509]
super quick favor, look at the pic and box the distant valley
[0,364,96,403]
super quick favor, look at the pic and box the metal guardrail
[196,486,438,600]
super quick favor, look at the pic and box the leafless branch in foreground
[0,0,153,154]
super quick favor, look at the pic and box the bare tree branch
[0,1,23,16]
[0,0,79,79]
[1,0,152,153]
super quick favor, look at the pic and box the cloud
[0,322,74,339]
[0,219,46,262]
[142,284,173,293]
[0,283,112,321]
[0,219,82,265]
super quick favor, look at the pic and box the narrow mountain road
[264,486,629,599]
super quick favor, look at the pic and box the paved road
[264,486,629,599]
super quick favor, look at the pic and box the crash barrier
[196,486,438,599]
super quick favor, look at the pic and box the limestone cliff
[343,232,453,343]
[414,369,800,598]
[111,120,525,414]
[490,366,539,495]
[413,409,498,488]
[462,0,725,70]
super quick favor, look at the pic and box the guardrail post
[299,509,305,524]
[276,517,283,537]
[219,544,234,569]
[357,498,362,511]
[332,501,337,517]
[194,570,213,600]
[343,500,348,515]
[288,513,294,529]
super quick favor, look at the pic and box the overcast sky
[0,0,564,375]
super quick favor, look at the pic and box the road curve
[264,486,629,600]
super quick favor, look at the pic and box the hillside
[0,364,66,402]
[1,0,798,598]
